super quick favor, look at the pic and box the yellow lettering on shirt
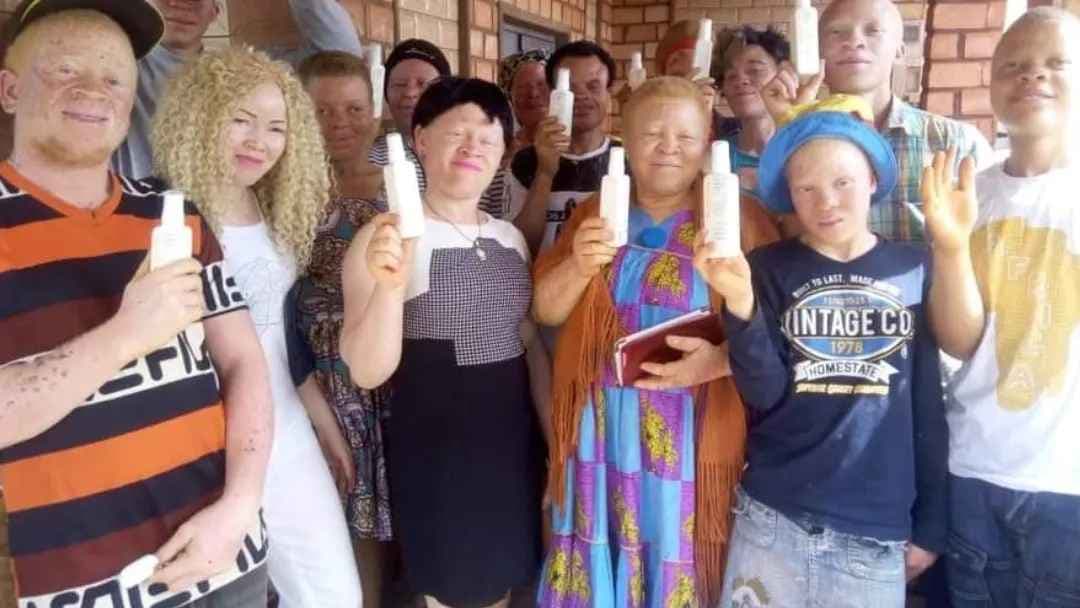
[971,218,1080,410]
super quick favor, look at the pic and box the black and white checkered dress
[386,214,544,606]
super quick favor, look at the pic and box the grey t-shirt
[113,0,364,179]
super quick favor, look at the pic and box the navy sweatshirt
[724,237,948,552]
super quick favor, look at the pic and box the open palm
[922,147,978,253]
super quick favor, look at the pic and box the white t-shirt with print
[947,161,1080,495]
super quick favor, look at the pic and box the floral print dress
[294,197,393,541]
[539,207,711,608]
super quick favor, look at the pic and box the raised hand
[572,216,619,279]
[114,256,205,361]
[922,147,978,254]
[759,60,826,124]
[534,115,571,177]
[693,238,755,321]
[689,68,719,115]
[365,213,416,289]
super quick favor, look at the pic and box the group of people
[0,0,1077,607]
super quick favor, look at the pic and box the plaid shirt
[873,97,994,244]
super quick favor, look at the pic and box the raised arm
[340,214,414,389]
[0,258,204,450]
[923,148,986,360]
[533,211,616,327]
[288,0,364,58]
[512,117,570,255]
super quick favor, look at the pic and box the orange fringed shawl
[534,185,780,605]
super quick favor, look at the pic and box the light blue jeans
[718,487,906,608]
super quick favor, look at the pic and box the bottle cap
[118,554,159,588]
[608,146,625,176]
[161,190,186,227]
[368,43,382,66]
[699,18,713,38]
[556,67,570,91]
[711,140,731,175]
[631,52,643,71]
[386,133,407,163]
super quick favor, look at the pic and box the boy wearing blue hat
[694,99,948,607]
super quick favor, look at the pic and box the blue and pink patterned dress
[539,206,711,608]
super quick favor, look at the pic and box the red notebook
[613,307,724,386]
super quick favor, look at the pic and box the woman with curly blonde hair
[152,47,362,607]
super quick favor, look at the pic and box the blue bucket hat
[755,109,898,214]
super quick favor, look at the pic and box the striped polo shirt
[0,163,267,607]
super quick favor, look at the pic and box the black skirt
[387,338,544,607]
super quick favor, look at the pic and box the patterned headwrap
[498,48,551,94]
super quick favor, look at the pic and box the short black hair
[411,77,514,148]
[545,40,617,90]
[721,26,790,75]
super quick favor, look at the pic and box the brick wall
[920,0,1003,138]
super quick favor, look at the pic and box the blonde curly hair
[151,46,329,270]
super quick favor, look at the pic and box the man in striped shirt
[0,2,273,606]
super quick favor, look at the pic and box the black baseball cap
[6,0,165,59]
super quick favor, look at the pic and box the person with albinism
[114,0,364,180]
[923,8,1080,606]
[0,2,273,605]
[698,97,949,608]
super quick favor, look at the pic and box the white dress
[220,222,361,608]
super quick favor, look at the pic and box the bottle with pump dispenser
[702,141,740,258]
[368,44,385,120]
[383,133,425,239]
[548,67,574,135]
[691,18,714,78]
[791,0,820,78]
[150,190,204,348]
[599,146,630,247]
[628,52,647,90]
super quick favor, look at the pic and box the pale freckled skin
[6,18,137,168]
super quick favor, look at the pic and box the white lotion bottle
[368,43,385,120]
[599,146,630,247]
[548,67,574,135]
[703,140,740,258]
[791,0,820,78]
[628,52,647,90]
[383,133,425,239]
[150,190,204,348]
[692,18,714,78]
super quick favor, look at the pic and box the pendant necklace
[425,202,487,260]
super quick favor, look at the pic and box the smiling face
[225,81,288,187]
[625,96,710,199]
[306,75,376,163]
[722,44,780,120]
[787,138,877,250]
[510,61,550,131]
[151,0,220,54]
[820,0,903,97]
[386,58,441,136]
[2,13,137,168]
[991,15,1079,138]
[414,102,506,202]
